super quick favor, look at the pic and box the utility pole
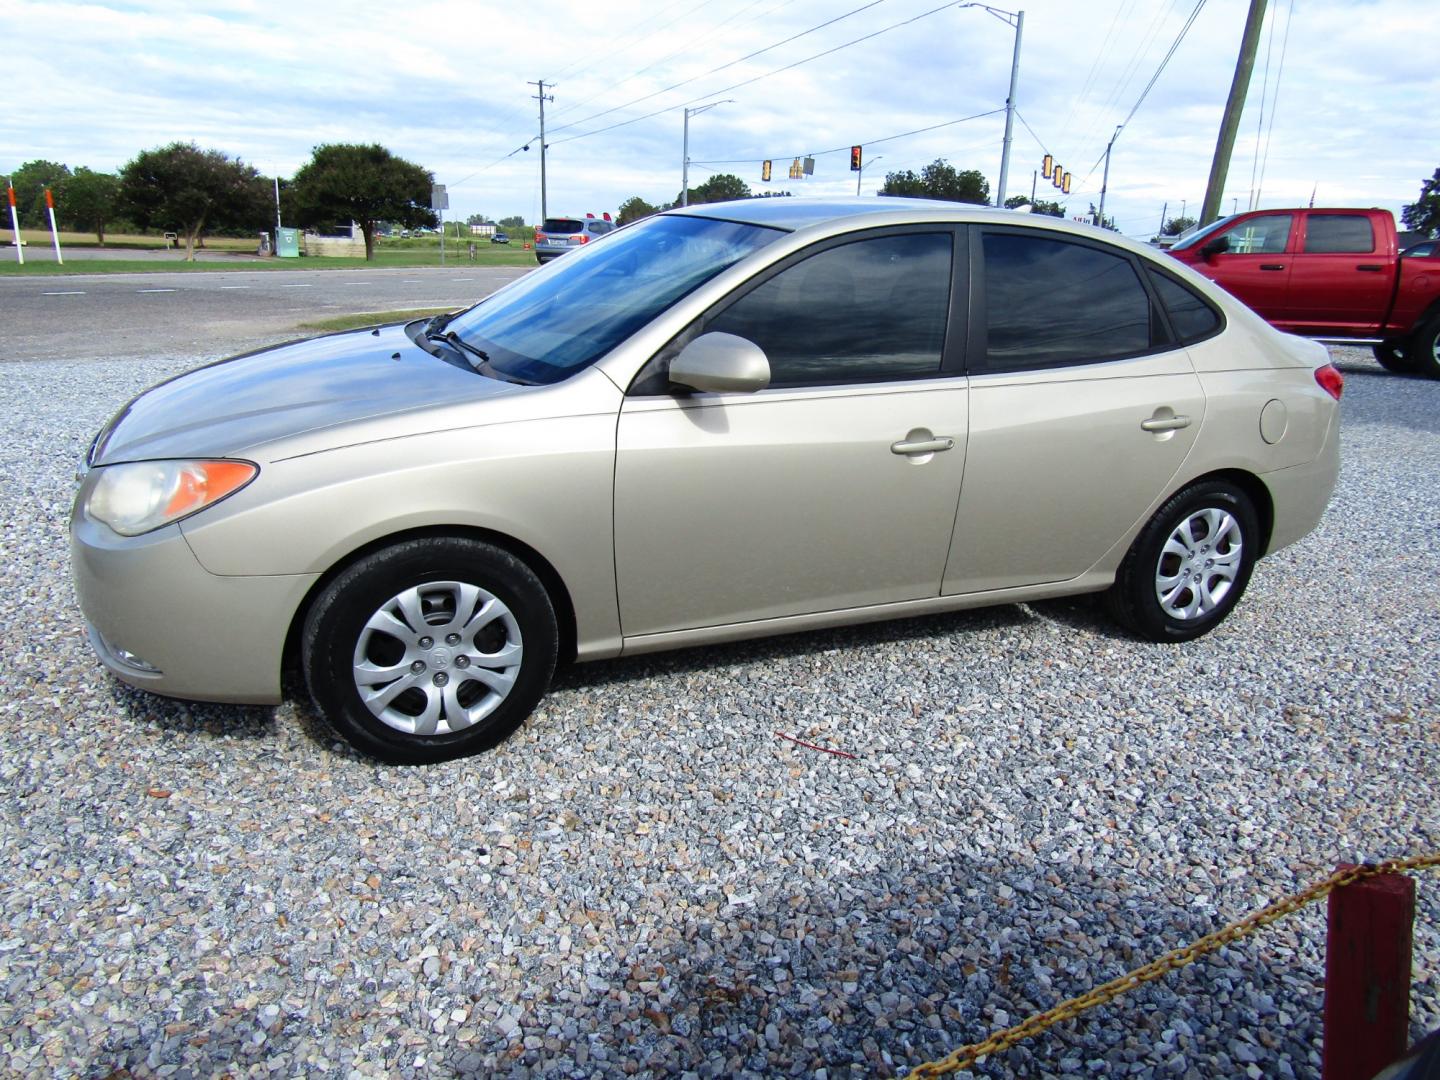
[1200,0,1267,226]
[1158,200,1168,236]
[1096,125,1121,229]
[529,80,555,222]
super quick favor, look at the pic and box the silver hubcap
[352,581,522,736]
[1154,507,1243,621]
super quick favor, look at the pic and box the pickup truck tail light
[1314,364,1344,400]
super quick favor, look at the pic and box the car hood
[91,323,521,465]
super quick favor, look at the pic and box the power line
[1251,0,1294,208]
[688,108,1007,165]
[544,0,894,139]
[546,0,800,125]
[1078,0,1207,184]
[551,0,969,148]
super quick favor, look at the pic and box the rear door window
[978,231,1158,371]
[1303,215,1376,254]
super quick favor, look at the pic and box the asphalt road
[0,264,533,363]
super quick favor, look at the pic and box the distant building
[470,223,497,236]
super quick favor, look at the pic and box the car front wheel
[1106,480,1259,642]
[302,537,558,763]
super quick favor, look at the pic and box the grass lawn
[0,231,537,274]
[297,308,457,333]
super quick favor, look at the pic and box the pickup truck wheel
[1372,340,1416,373]
[1405,315,1440,379]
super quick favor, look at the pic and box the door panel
[1203,213,1295,317]
[942,352,1205,594]
[1286,213,1390,333]
[616,382,967,636]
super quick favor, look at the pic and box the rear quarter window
[1146,266,1224,344]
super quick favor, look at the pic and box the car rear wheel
[1106,480,1259,642]
[302,537,558,764]
[1405,314,1440,379]
[1373,340,1417,373]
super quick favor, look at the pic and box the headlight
[86,459,258,536]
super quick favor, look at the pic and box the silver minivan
[534,214,615,263]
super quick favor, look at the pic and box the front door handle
[1140,414,1192,433]
[891,436,954,455]
[1259,263,1286,271]
[1356,264,1383,272]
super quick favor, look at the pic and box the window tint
[705,233,953,386]
[1218,213,1292,254]
[1304,214,1375,254]
[1148,268,1222,344]
[542,218,583,233]
[981,232,1153,369]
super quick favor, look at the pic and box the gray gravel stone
[0,345,1435,1079]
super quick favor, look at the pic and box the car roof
[665,196,1175,256]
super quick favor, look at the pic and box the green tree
[1401,167,1440,236]
[466,213,488,226]
[1163,215,1197,236]
[499,215,526,229]
[118,143,271,260]
[675,173,750,206]
[1004,195,1065,218]
[287,144,438,260]
[616,196,661,225]
[8,160,71,227]
[57,167,120,244]
[880,159,989,205]
[1087,203,1118,231]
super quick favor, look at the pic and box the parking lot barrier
[904,853,1440,1078]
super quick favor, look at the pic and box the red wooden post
[1322,866,1416,1080]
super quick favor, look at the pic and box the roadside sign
[431,185,449,211]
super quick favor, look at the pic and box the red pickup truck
[1168,207,1440,378]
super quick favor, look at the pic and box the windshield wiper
[426,327,534,385]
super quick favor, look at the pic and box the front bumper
[70,510,319,704]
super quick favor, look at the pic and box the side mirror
[669,332,771,394]
[1201,235,1230,260]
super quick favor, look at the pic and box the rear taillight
[1315,363,1344,400]
[579,235,588,243]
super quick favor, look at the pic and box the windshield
[541,218,584,234]
[445,214,784,384]
[1171,215,1237,251]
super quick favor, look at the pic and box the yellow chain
[905,853,1440,1078]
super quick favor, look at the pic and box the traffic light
[1042,154,1053,179]
[789,157,803,179]
[762,160,772,182]
[1052,168,1063,190]
[1062,171,1072,194]
[851,145,863,171]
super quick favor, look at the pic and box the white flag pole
[6,181,23,265]
[45,188,63,265]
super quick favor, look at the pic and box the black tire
[1373,340,1417,373]
[1106,480,1260,643]
[302,537,557,764]
[1405,314,1440,379]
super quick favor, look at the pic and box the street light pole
[682,101,733,207]
[962,5,1025,207]
[856,155,883,196]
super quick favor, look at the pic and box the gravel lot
[1,344,1437,1079]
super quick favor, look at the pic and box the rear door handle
[1140,414,1191,433]
[1259,264,1286,271]
[891,436,954,455]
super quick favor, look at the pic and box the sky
[3,0,1437,240]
